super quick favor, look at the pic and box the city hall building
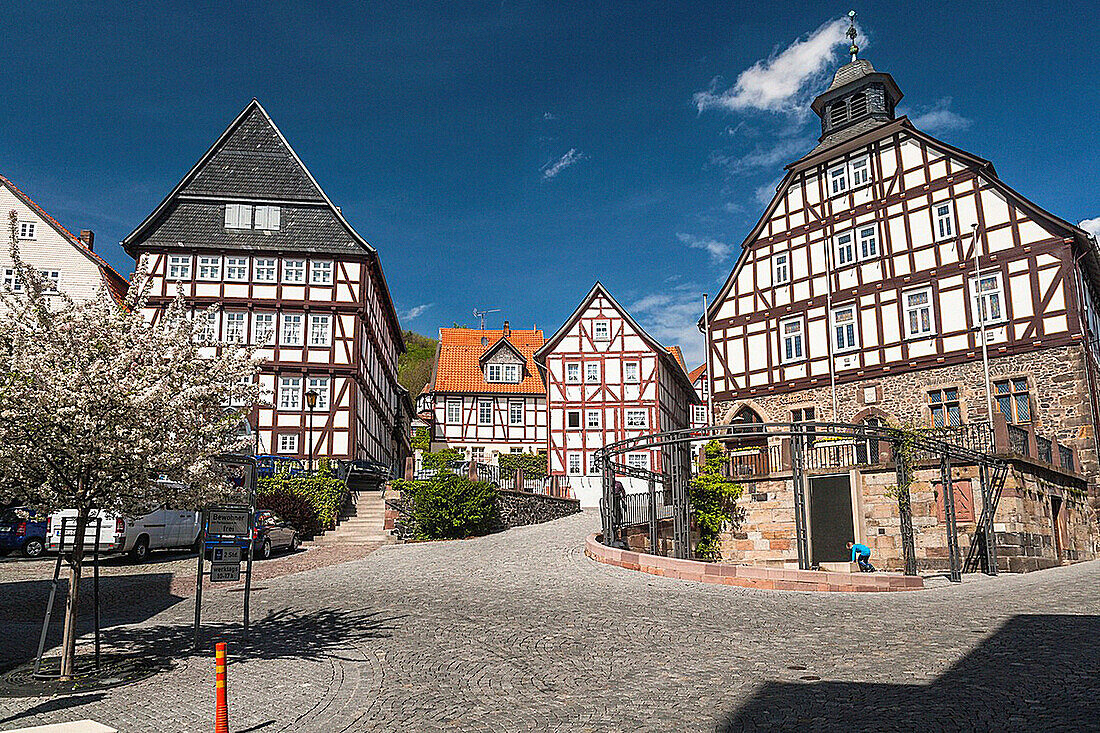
[702,52,1099,571]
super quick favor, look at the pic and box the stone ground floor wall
[718,461,1098,573]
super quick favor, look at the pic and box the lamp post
[305,389,319,474]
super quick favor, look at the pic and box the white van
[47,507,201,561]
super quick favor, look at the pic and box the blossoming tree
[0,211,260,678]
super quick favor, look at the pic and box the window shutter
[267,206,280,230]
[242,205,253,229]
[225,204,238,228]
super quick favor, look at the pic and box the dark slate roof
[801,117,893,159]
[824,59,876,93]
[136,200,366,255]
[180,106,325,201]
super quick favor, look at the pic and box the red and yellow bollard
[214,642,228,733]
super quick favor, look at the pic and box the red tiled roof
[688,363,706,383]
[432,328,546,394]
[0,174,130,304]
[666,346,687,373]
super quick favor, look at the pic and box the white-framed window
[828,164,848,195]
[904,287,935,338]
[781,317,804,363]
[2,269,23,293]
[228,375,253,408]
[254,205,281,231]
[195,310,218,343]
[510,447,524,454]
[224,203,253,229]
[857,225,878,260]
[253,313,276,345]
[167,254,192,280]
[310,260,333,285]
[283,259,306,284]
[835,231,855,266]
[278,376,302,410]
[487,363,520,383]
[585,362,600,384]
[773,252,790,284]
[589,453,601,476]
[471,447,486,462]
[224,312,247,344]
[254,258,276,282]
[849,156,871,187]
[18,221,36,239]
[832,305,859,352]
[225,256,249,281]
[971,272,1005,325]
[503,364,519,382]
[197,255,221,281]
[306,376,330,410]
[567,452,582,475]
[694,405,708,423]
[487,364,503,382]
[586,409,601,429]
[281,314,304,346]
[933,201,955,241]
[565,362,581,384]
[509,401,523,425]
[625,409,648,429]
[593,320,610,341]
[446,400,461,423]
[277,433,299,453]
[566,410,581,430]
[627,453,648,469]
[478,399,492,425]
[309,314,332,347]
[40,270,60,292]
[624,361,639,383]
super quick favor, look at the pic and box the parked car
[207,510,299,560]
[0,507,48,558]
[47,505,201,561]
[254,455,306,478]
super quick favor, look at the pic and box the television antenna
[473,308,500,330]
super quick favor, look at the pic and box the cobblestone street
[1,511,1097,732]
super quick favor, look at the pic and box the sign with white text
[210,563,241,583]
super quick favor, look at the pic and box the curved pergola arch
[593,421,1008,582]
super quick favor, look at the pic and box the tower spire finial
[846,10,859,63]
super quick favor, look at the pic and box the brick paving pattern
[1,510,1097,731]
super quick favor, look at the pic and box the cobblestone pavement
[1,511,1097,732]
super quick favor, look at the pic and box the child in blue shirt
[847,541,876,572]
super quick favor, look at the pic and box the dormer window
[486,363,520,383]
[225,204,253,229]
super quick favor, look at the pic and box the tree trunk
[59,508,88,680]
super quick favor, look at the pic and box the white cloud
[541,148,586,179]
[906,97,971,134]
[629,287,708,366]
[714,136,814,175]
[694,17,852,116]
[677,232,734,262]
[1080,217,1100,239]
[543,112,556,120]
[402,303,433,320]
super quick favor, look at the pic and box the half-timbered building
[702,51,1099,571]
[688,364,709,430]
[123,100,408,472]
[536,283,697,506]
[421,324,547,462]
[0,175,128,305]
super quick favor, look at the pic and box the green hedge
[497,452,547,479]
[392,472,499,540]
[257,472,348,538]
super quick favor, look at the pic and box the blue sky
[2,2,1098,364]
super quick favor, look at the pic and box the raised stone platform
[585,534,923,592]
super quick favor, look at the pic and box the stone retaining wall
[384,485,580,540]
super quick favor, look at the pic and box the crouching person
[847,541,876,572]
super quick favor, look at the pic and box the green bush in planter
[404,472,499,540]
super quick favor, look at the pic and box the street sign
[210,563,241,583]
[207,509,249,536]
[211,546,241,563]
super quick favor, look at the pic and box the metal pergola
[593,421,1010,581]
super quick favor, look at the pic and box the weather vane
[847,10,859,62]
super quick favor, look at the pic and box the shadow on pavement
[718,614,1100,731]
[0,693,106,725]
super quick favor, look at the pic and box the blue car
[0,507,48,558]
[253,455,306,478]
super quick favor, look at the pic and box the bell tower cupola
[810,11,903,148]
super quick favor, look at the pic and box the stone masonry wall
[386,486,580,540]
[714,344,1100,502]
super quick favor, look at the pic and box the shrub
[422,447,465,472]
[497,452,547,479]
[257,487,320,538]
[257,473,348,538]
[403,472,499,540]
[689,440,744,561]
[411,426,431,452]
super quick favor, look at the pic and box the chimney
[502,320,511,338]
[79,230,95,250]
